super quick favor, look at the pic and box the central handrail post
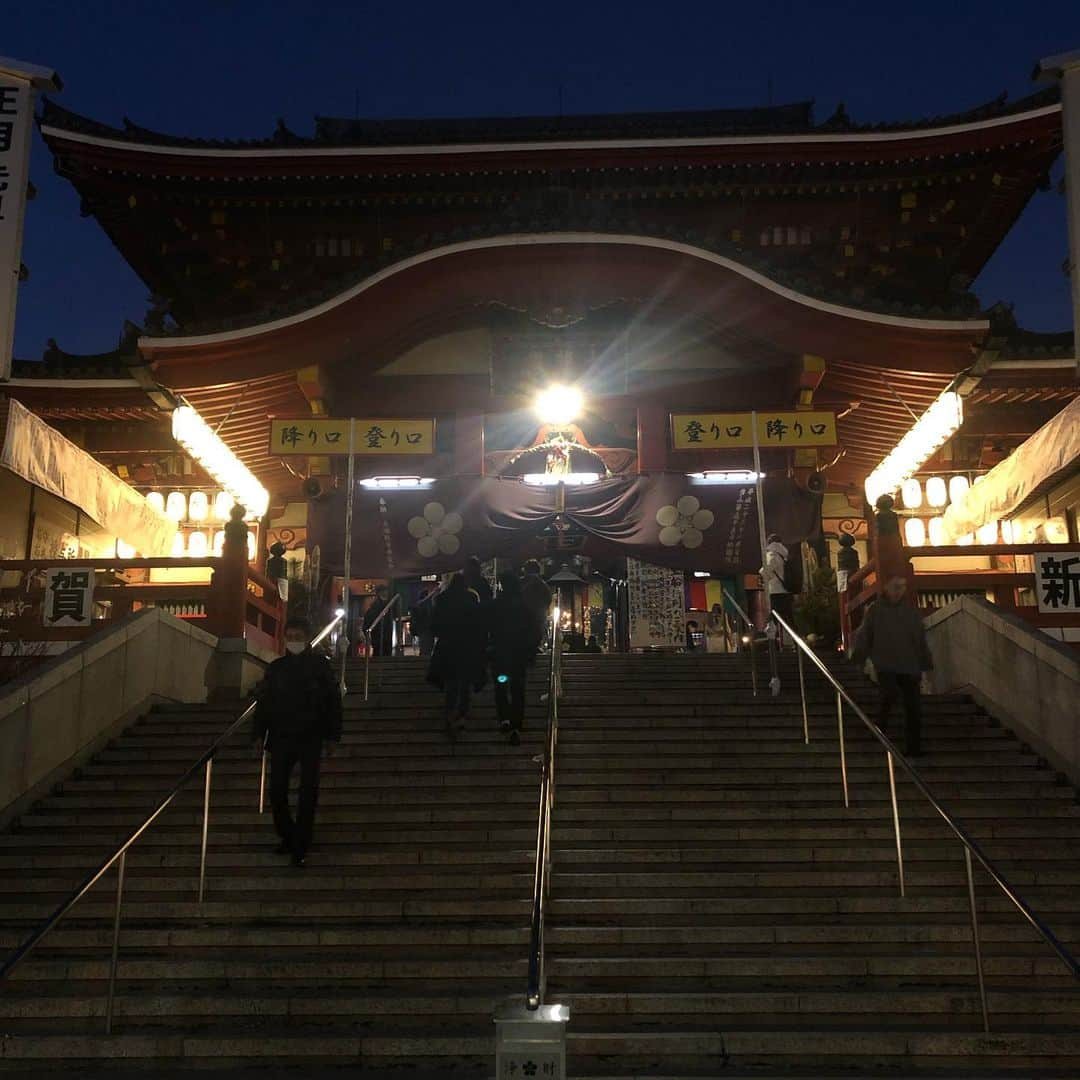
[835,690,850,808]
[104,850,126,1034]
[796,647,810,744]
[258,734,268,813]
[887,751,905,897]
[965,846,991,1033]
[363,630,371,701]
[197,758,213,903]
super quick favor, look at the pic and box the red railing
[0,554,286,681]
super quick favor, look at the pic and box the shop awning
[0,397,177,556]
[942,395,1080,541]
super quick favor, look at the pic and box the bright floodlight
[535,384,583,426]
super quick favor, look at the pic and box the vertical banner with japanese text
[627,557,685,649]
[0,73,35,382]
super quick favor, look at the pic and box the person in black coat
[428,573,488,735]
[254,618,342,866]
[520,559,553,652]
[363,585,394,657]
[462,556,493,607]
[489,572,538,745]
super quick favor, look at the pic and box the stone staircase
[0,651,1078,1076]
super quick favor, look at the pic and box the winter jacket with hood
[761,540,790,596]
[851,596,933,678]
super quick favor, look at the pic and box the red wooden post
[872,495,916,606]
[208,508,249,638]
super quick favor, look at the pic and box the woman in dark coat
[428,573,488,735]
[488,572,538,745]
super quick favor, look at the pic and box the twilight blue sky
[5,1,1080,359]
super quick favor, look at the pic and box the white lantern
[171,532,186,558]
[1000,520,1014,544]
[146,491,166,515]
[188,491,209,522]
[116,540,136,560]
[925,477,948,508]
[900,478,922,509]
[1045,517,1069,544]
[976,521,998,546]
[165,491,187,522]
[187,531,208,558]
[904,518,926,547]
[948,475,970,504]
[246,532,257,561]
[214,491,234,521]
[956,533,974,546]
[212,531,226,556]
[928,517,946,546]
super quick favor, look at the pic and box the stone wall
[925,595,1080,784]
[0,609,268,826]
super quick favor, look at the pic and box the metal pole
[887,751,905,897]
[104,851,125,1034]
[797,647,809,744]
[339,420,356,695]
[258,737,267,814]
[965,846,991,1033]
[748,633,758,698]
[836,690,849,808]
[198,759,212,903]
[751,411,780,696]
[363,631,371,702]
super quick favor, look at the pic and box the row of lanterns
[116,529,257,560]
[146,490,238,524]
[899,474,978,510]
[903,517,1003,548]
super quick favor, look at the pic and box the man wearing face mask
[254,617,343,866]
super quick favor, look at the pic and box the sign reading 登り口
[671,411,837,451]
[269,418,435,456]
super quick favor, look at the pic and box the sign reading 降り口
[269,418,434,456]
[1035,551,1080,614]
[671,411,837,451]
[43,567,95,627]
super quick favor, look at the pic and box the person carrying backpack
[761,533,795,646]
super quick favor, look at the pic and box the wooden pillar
[454,412,485,476]
[872,495,916,605]
[208,509,249,639]
[637,404,668,474]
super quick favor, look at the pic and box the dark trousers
[494,663,527,732]
[878,671,922,754]
[445,677,471,718]
[269,738,322,856]
[770,592,794,644]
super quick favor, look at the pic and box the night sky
[5,2,1080,360]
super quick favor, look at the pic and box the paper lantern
[956,533,974,546]
[976,521,998,546]
[212,531,225,556]
[927,517,946,546]
[146,491,166,515]
[246,532,257,561]
[188,491,209,522]
[1045,517,1069,544]
[925,477,948,508]
[171,532,186,558]
[948,475,970,504]
[1000,520,1014,544]
[214,491,234,521]
[904,518,926,547]
[187,531,208,558]
[900,478,922,509]
[116,540,136,560]
[165,491,187,522]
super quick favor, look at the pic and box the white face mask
[284,641,306,656]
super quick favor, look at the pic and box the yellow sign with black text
[269,418,435,456]
[671,411,837,451]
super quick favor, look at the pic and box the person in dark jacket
[520,559,553,652]
[851,576,933,756]
[363,585,394,657]
[428,573,488,735]
[254,618,342,866]
[410,586,437,657]
[489,572,538,745]
[462,556,493,607]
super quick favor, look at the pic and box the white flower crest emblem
[407,502,463,558]
[656,495,714,549]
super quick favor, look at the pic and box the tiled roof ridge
[39,86,1060,151]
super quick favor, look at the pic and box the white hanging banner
[0,57,60,382]
[627,557,685,649]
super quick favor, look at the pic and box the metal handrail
[526,605,562,1009]
[744,595,1080,1032]
[0,611,345,1032]
[361,592,403,700]
[720,590,760,698]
